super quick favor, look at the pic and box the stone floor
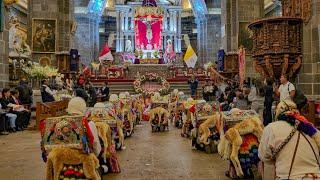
[0,122,229,180]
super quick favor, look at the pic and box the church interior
[0,0,320,179]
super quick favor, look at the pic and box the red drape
[135,17,163,50]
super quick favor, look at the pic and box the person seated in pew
[0,108,9,135]
[9,90,31,128]
[41,79,55,103]
[0,88,24,131]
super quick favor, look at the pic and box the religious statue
[146,22,153,44]
[183,34,190,47]
[9,16,31,57]
[138,15,159,50]
[164,39,175,63]
[238,45,246,88]
[125,40,133,53]
[108,33,115,47]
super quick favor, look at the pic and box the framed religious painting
[32,18,57,53]
[238,22,253,55]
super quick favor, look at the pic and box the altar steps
[100,81,204,97]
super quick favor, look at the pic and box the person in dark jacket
[9,90,31,128]
[188,75,198,97]
[75,87,89,102]
[0,89,24,130]
[85,82,97,107]
[101,81,110,102]
[263,78,274,126]
[41,79,55,103]
[16,78,33,105]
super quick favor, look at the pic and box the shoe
[11,128,16,133]
[16,127,22,131]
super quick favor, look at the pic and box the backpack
[288,83,308,109]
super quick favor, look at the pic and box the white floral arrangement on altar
[133,73,170,96]
[22,64,60,79]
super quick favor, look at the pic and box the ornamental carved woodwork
[282,0,312,24]
[224,53,239,73]
[249,17,303,79]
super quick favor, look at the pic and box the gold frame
[31,18,57,53]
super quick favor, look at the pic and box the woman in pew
[0,88,24,131]
[9,90,31,128]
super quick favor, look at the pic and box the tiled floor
[0,123,229,180]
[104,123,228,180]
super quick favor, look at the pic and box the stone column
[297,0,320,97]
[125,11,128,31]
[116,10,121,52]
[173,11,177,52]
[0,5,9,88]
[176,10,182,53]
[73,12,100,64]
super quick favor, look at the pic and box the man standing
[101,81,110,102]
[188,75,198,98]
[275,74,295,101]
[16,78,33,106]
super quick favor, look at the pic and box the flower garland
[133,73,170,96]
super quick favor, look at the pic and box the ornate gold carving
[253,59,267,78]
[282,54,289,75]
[289,55,302,78]
[282,0,312,24]
[134,7,164,17]
[249,17,302,79]
[265,56,274,77]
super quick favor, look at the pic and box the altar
[115,0,182,64]
[127,64,171,78]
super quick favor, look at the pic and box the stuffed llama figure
[218,115,263,177]
[46,148,100,180]
[198,112,221,145]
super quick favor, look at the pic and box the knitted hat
[67,97,87,115]
[109,94,119,102]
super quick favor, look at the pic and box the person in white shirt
[275,74,295,101]
[259,100,320,179]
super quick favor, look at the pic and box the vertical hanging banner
[0,0,3,32]
[184,45,198,68]
[238,45,246,88]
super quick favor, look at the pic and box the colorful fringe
[107,145,121,173]
[238,134,260,177]
[278,112,317,137]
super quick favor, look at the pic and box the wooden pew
[302,100,320,128]
[35,100,69,129]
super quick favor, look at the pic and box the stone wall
[221,0,264,79]
[73,13,100,65]
[0,6,9,88]
[297,0,320,97]
[28,0,74,66]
